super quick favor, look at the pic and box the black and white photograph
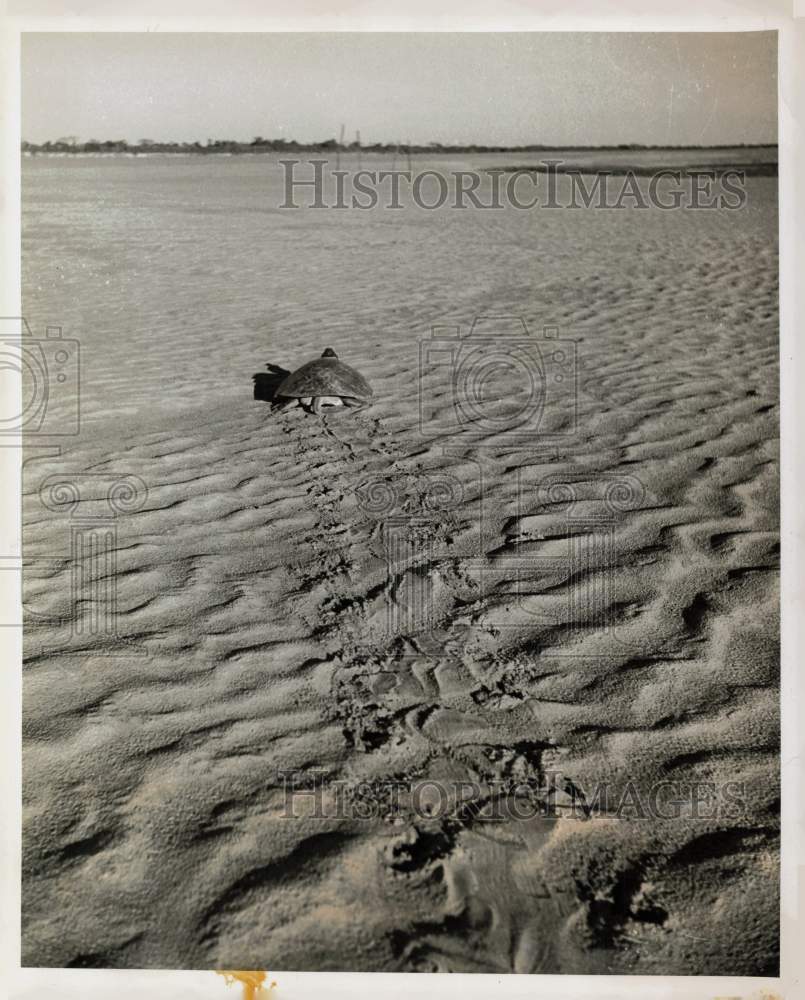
[10,23,788,984]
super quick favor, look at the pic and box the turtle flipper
[342,396,366,411]
[312,396,324,416]
[274,397,298,413]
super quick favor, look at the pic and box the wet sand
[21,152,779,974]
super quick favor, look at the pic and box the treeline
[21,138,778,156]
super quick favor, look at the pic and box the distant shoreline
[489,161,778,178]
[21,140,778,157]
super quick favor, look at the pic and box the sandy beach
[21,151,779,974]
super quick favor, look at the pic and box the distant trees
[19,137,781,157]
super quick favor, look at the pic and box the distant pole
[337,122,345,170]
[406,138,412,173]
[356,129,361,171]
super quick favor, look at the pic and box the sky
[21,31,778,146]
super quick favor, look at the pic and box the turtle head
[321,348,338,358]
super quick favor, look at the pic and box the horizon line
[21,139,779,152]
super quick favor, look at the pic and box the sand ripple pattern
[22,159,778,974]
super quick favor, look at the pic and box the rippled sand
[21,154,779,974]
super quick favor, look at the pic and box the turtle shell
[276,352,372,400]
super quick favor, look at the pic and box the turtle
[274,348,373,415]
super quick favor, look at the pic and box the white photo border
[1,5,799,999]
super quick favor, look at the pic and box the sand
[21,153,779,974]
